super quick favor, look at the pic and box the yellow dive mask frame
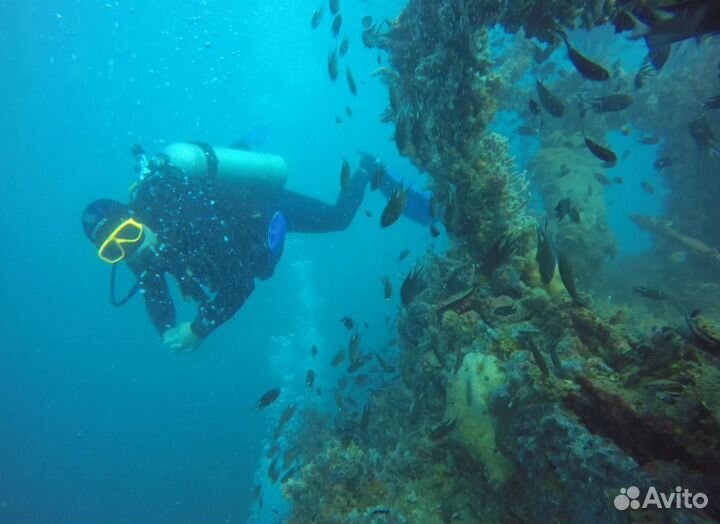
[98,218,144,264]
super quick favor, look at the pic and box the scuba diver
[82,142,432,352]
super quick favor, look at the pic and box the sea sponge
[446,352,513,487]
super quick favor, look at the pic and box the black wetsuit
[128,169,370,339]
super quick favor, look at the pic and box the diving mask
[97,218,144,264]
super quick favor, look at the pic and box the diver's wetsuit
[129,168,371,339]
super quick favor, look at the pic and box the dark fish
[536,80,565,117]
[348,332,361,362]
[654,156,675,169]
[334,390,344,413]
[584,136,617,164]
[347,353,370,373]
[531,42,554,64]
[429,418,458,441]
[362,16,373,29]
[268,458,280,483]
[311,5,324,29]
[331,14,342,38]
[529,99,541,116]
[280,464,301,484]
[465,377,473,407]
[527,339,549,377]
[341,316,354,330]
[633,286,667,300]
[360,403,371,434]
[536,219,556,284]
[369,509,390,517]
[634,62,654,89]
[363,321,369,329]
[354,374,368,387]
[364,209,372,217]
[705,95,720,111]
[646,39,671,70]
[430,224,441,237]
[398,249,410,261]
[613,176,623,184]
[345,105,352,117]
[593,172,611,186]
[554,198,579,223]
[306,369,315,389]
[329,0,339,16]
[688,115,718,154]
[374,352,396,373]
[273,402,297,438]
[638,133,660,145]
[558,31,610,81]
[641,181,655,194]
[400,264,424,306]
[311,344,318,356]
[625,1,720,46]
[370,161,386,191]
[340,158,351,191]
[331,349,345,367]
[557,253,587,307]
[346,66,357,95]
[266,443,280,459]
[328,49,338,81]
[380,184,409,228]
[548,344,565,378]
[586,94,634,113]
[382,276,392,300]
[339,36,349,56]
[335,116,343,124]
[256,388,281,410]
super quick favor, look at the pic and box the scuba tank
[161,142,288,192]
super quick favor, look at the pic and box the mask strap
[110,264,141,307]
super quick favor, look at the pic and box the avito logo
[614,486,708,511]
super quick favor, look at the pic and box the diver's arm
[136,268,177,336]
[279,169,371,233]
[190,278,256,339]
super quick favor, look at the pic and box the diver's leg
[279,169,370,233]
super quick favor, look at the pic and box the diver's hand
[163,322,202,353]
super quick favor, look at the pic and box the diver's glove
[163,322,203,352]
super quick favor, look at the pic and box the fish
[346,66,357,95]
[624,1,720,47]
[613,177,624,184]
[341,316,354,330]
[638,133,660,145]
[529,99,541,116]
[345,105,352,117]
[340,158,351,191]
[347,353,370,373]
[398,248,410,261]
[583,135,617,164]
[593,172,611,186]
[633,286,667,300]
[370,162,386,191]
[400,264,424,306]
[382,276,392,300]
[306,370,315,389]
[430,224,441,237]
[585,94,634,113]
[331,349,345,367]
[380,184,410,228]
[329,0,339,16]
[558,31,610,81]
[704,95,720,111]
[335,116,343,124]
[374,352,396,373]
[348,332,361,362]
[557,253,587,307]
[363,321,369,329]
[354,374,369,387]
[331,14,342,37]
[339,36,349,56]
[311,344,318,356]
[334,390,344,413]
[311,5,324,29]
[634,62,654,89]
[536,219,556,284]
[362,16,373,29]
[527,339,549,377]
[536,80,565,117]
[268,458,280,483]
[641,181,655,194]
[548,344,566,378]
[273,402,297,438]
[327,49,338,81]
[554,198,580,223]
[654,156,676,169]
[266,443,280,459]
[256,388,281,410]
[688,116,718,155]
[280,464,301,484]
[429,418,458,441]
[360,403,371,434]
